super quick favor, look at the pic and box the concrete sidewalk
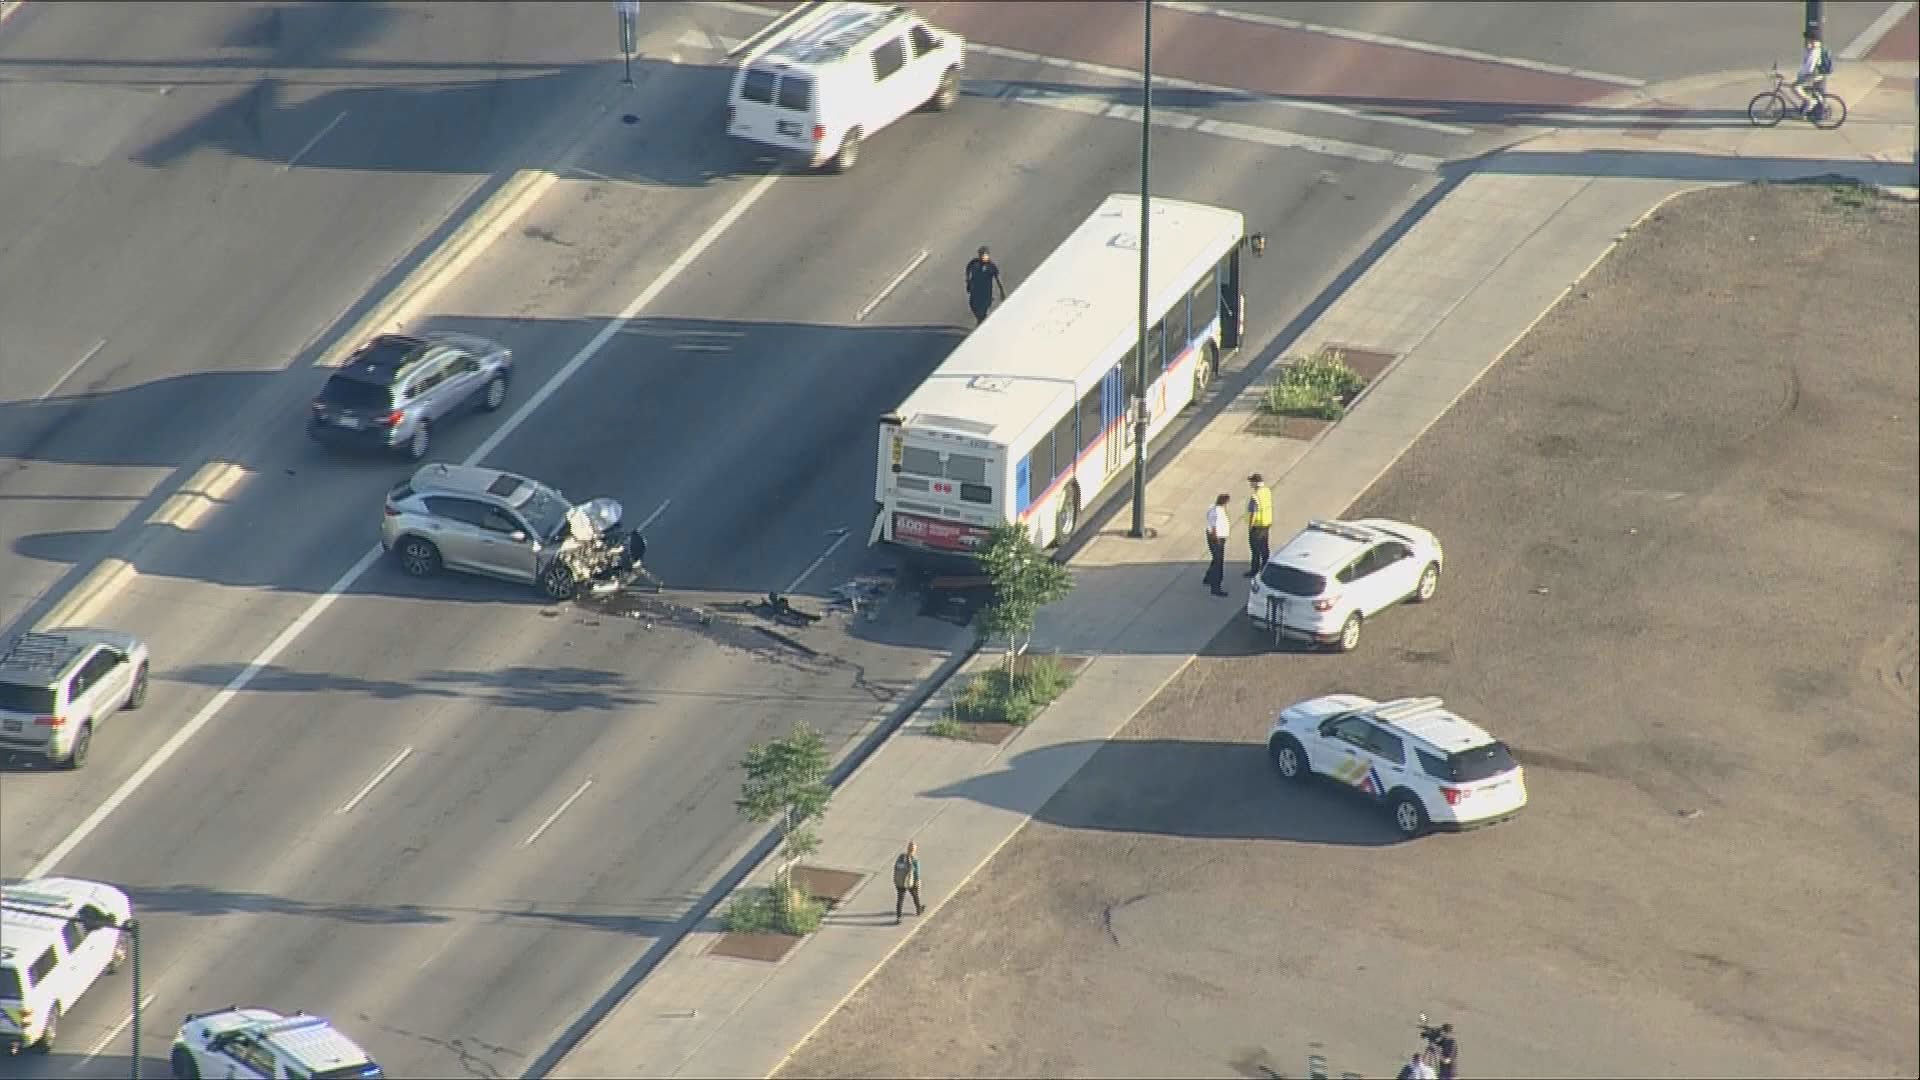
[548,64,1918,1080]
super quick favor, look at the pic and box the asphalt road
[777,184,1920,1079]
[2,2,1847,1078]
[0,0,653,632]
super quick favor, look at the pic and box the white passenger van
[726,2,965,173]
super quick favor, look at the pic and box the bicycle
[1748,66,1847,130]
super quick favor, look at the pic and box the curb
[528,637,979,1079]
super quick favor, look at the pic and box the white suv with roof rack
[0,628,151,769]
[171,1007,384,1080]
[1246,518,1444,652]
[1266,694,1528,837]
[1,877,133,1054]
[727,2,965,173]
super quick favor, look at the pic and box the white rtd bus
[873,193,1261,562]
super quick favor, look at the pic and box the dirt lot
[776,182,1919,1080]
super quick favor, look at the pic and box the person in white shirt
[1203,493,1231,596]
[1795,32,1832,115]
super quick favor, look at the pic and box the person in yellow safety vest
[1245,472,1274,577]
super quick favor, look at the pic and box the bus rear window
[899,447,942,478]
[741,68,776,104]
[960,483,993,505]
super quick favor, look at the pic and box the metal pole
[1128,0,1152,539]
[1803,0,1823,40]
[128,919,141,1080]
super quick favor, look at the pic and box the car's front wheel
[172,1046,202,1080]
[539,562,578,601]
[396,537,442,578]
[1390,792,1428,837]
[1413,561,1440,603]
[1269,735,1307,781]
[126,663,150,709]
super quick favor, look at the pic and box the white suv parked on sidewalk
[1266,694,1528,837]
[727,2,965,173]
[1245,518,1443,652]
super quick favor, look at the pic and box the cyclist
[1794,32,1833,115]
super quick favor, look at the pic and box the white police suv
[171,1007,383,1079]
[1245,518,1443,652]
[1266,694,1527,837]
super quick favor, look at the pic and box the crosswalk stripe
[983,82,1442,173]
[1159,1,1646,88]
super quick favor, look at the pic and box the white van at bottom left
[1,877,132,1054]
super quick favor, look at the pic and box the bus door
[1220,248,1245,350]
[1102,366,1127,477]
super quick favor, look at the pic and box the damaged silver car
[379,464,653,600]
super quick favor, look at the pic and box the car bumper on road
[729,132,827,169]
[308,418,400,453]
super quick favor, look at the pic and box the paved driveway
[777,182,1920,1079]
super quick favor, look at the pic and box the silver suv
[380,464,625,600]
[308,332,513,461]
[0,629,151,769]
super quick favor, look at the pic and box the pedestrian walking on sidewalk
[965,246,1006,326]
[1203,493,1231,597]
[893,840,923,924]
[1244,472,1273,577]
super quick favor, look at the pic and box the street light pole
[127,918,142,1080]
[1128,0,1152,539]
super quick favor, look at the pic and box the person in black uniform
[964,245,1006,326]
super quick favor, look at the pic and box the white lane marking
[1159,1,1645,87]
[336,746,414,815]
[524,778,594,847]
[467,173,780,464]
[25,174,782,880]
[80,993,156,1063]
[636,499,671,531]
[856,249,928,322]
[968,41,1474,137]
[695,1,1467,136]
[27,544,383,878]
[1842,0,1916,59]
[40,338,106,401]
[149,460,252,533]
[283,109,349,172]
[784,527,851,596]
[1000,85,1442,172]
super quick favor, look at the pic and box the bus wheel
[1053,483,1081,546]
[1193,341,1219,399]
